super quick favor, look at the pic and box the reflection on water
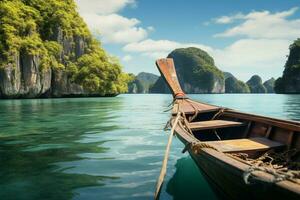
[0,94,299,200]
[0,98,122,200]
[166,157,217,200]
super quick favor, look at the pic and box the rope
[211,108,226,120]
[229,150,300,184]
[154,109,182,200]
[182,141,220,154]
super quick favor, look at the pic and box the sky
[75,0,300,81]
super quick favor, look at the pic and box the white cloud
[147,26,155,32]
[214,7,300,39]
[75,0,149,44]
[122,55,132,62]
[214,13,244,24]
[123,38,290,80]
[212,39,289,71]
[123,39,213,58]
[75,0,135,15]
[82,14,148,44]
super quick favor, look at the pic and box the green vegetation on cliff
[0,0,129,97]
[128,72,158,93]
[246,75,267,93]
[225,77,250,93]
[151,47,225,93]
[275,39,300,93]
[263,78,275,93]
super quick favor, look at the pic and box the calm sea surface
[0,94,300,200]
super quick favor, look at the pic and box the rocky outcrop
[128,72,159,93]
[0,33,88,98]
[0,0,128,99]
[149,77,170,93]
[127,78,143,94]
[246,75,267,93]
[51,69,85,97]
[263,78,275,93]
[225,76,250,93]
[150,47,225,94]
[275,39,300,93]
[0,53,51,98]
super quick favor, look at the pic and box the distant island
[0,0,129,99]
[1,1,298,98]
[145,47,276,94]
[128,72,159,93]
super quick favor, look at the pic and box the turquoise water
[0,94,300,200]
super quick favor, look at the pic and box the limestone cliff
[246,75,267,93]
[128,72,159,94]
[0,0,128,98]
[275,39,300,94]
[225,76,250,93]
[150,47,225,94]
[263,78,275,93]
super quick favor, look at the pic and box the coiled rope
[229,150,300,184]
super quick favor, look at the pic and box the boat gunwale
[173,120,300,196]
[181,99,300,130]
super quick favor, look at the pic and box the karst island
[0,0,299,200]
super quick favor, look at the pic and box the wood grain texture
[205,137,285,153]
[189,120,244,131]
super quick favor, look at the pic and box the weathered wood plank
[189,120,244,131]
[205,137,285,153]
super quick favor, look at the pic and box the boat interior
[179,101,300,166]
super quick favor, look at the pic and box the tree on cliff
[150,47,225,94]
[275,39,300,94]
[0,0,129,98]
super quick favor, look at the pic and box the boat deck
[189,120,244,131]
[205,137,285,153]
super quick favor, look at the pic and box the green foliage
[127,72,158,93]
[225,77,250,93]
[0,0,129,95]
[168,47,224,92]
[275,38,300,93]
[246,75,267,93]
[274,77,284,93]
[263,78,275,93]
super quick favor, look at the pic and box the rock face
[246,75,267,93]
[0,53,51,98]
[128,79,143,94]
[263,78,275,93]
[0,31,87,98]
[225,76,250,93]
[223,72,250,93]
[150,47,225,94]
[128,72,159,94]
[149,78,170,94]
[275,39,300,93]
[51,69,86,97]
[0,0,128,99]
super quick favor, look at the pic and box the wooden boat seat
[189,120,244,131]
[205,137,285,153]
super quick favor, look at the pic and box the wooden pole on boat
[154,109,181,200]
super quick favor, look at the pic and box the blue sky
[75,0,300,81]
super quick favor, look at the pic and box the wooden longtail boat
[156,58,300,200]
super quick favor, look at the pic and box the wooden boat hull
[175,125,300,200]
[154,58,300,199]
